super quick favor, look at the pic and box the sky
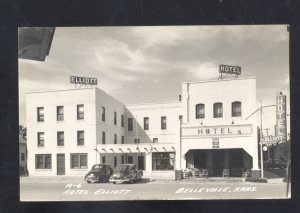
[19,25,290,136]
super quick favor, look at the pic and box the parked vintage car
[189,168,200,177]
[85,164,113,183]
[182,169,193,178]
[109,164,143,184]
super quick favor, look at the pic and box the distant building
[19,131,28,176]
[26,77,258,178]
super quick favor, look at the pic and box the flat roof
[181,76,257,84]
[26,87,96,95]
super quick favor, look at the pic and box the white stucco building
[26,76,258,178]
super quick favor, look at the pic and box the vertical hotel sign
[276,92,287,142]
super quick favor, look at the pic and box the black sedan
[85,164,113,183]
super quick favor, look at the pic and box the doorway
[138,156,145,170]
[57,154,65,175]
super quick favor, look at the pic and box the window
[37,107,44,122]
[121,155,124,164]
[35,154,51,169]
[37,132,44,147]
[121,136,124,144]
[152,152,175,171]
[57,131,64,146]
[196,104,205,119]
[121,115,124,127]
[114,112,117,125]
[21,153,25,161]
[161,116,167,130]
[114,157,117,167]
[77,105,84,120]
[71,153,87,169]
[114,134,117,144]
[144,117,149,130]
[102,131,106,144]
[213,102,223,118]
[153,138,158,143]
[102,156,106,164]
[134,138,140,144]
[57,106,64,121]
[128,156,133,164]
[77,131,84,145]
[128,118,133,131]
[102,107,105,121]
[232,101,241,117]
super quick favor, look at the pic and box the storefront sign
[182,125,252,137]
[70,76,98,85]
[276,92,287,142]
[219,65,241,75]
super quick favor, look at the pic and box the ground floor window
[128,156,133,164]
[70,153,87,169]
[152,152,175,171]
[35,154,51,169]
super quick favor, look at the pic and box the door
[138,156,144,170]
[57,154,65,175]
[212,150,224,176]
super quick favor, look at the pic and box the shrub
[245,177,268,183]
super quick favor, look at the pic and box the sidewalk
[20,176,85,184]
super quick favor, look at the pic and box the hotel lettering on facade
[26,77,258,177]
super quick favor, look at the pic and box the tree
[274,140,290,161]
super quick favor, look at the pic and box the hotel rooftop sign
[219,65,241,75]
[70,76,98,85]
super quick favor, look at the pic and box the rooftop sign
[70,76,97,85]
[219,65,241,75]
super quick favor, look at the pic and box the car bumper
[109,178,132,183]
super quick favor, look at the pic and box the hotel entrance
[186,148,253,177]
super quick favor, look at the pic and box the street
[20,178,290,201]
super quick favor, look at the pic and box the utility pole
[260,101,264,178]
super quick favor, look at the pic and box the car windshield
[92,165,105,169]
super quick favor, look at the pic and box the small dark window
[37,132,44,147]
[196,104,205,119]
[77,105,84,120]
[102,156,106,164]
[128,118,133,131]
[121,115,124,127]
[102,107,105,121]
[144,117,149,130]
[57,106,64,121]
[128,156,133,164]
[213,103,223,118]
[232,101,241,117]
[121,155,124,164]
[37,107,44,122]
[153,138,158,143]
[161,116,167,130]
[77,131,84,145]
[21,153,25,161]
[102,131,106,144]
[114,134,117,144]
[134,138,140,144]
[114,112,117,125]
[121,136,124,144]
[57,131,64,146]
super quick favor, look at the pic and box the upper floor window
[77,105,84,120]
[232,101,242,117]
[77,131,84,145]
[57,131,64,146]
[213,102,223,118]
[144,117,149,130]
[153,138,158,143]
[37,107,44,122]
[121,136,124,144]
[114,134,117,144]
[102,107,105,121]
[128,118,133,131]
[114,112,117,125]
[161,116,167,130]
[102,131,106,144]
[195,104,205,119]
[57,106,64,121]
[121,115,124,127]
[37,132,44,147]
[134,138,140,144]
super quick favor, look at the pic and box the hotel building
[26,77,258,178]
